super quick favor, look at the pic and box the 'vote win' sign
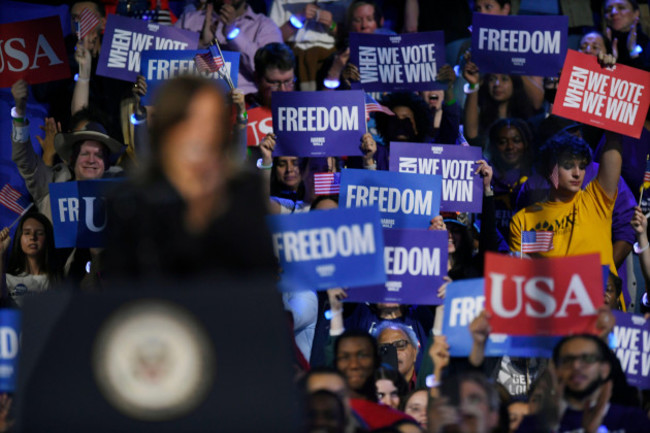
[97,14,198,82]
[339,168,441,229]
[267,206,386,292]
[611,311,650,390]
[49,180,120,248]
[552,50,650,139]
[345,228,448,305]
[390,143,483,213]
[349,31,446,92]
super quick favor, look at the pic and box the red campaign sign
[484,252,603,336]
[552,49,650,139]
[246,106,273,147]
[0,16,71,87]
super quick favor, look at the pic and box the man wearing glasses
[248,42,297,110]
[375,322,419,391]
[518,334,649,432]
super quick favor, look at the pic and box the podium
[14,276,301,432]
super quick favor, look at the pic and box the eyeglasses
[557,353,602,367]
[263,76,297,90]
[378,339,410,352]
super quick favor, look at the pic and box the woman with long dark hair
[0,212,61,306]
[462,54,538,148]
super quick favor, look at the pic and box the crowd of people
[2,0,650,431]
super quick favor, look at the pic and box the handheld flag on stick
[77,8,100,40]
[7,203,34,229]
[0,185,31,216]
[314,172,341,196]
[210,40,234,90]
[364,93,394,117]
[194,52,223,73]
[639,155,650,206]
[521,230,554,253]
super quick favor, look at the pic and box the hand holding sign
[75,39,93,80]
[360,133,377,168]
[260,133,276,167]
[11,80,28,118]
[462,52,480,86]
[0,228,10,256]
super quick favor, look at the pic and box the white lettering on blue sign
[277,106,359,132]
[449,295,485,327]
[272,223,376,262]
[345,185,432,215]
[359,46,378,83]
[107,29,131,68]
[385,246,440,276]
[478,28,561,54]
[0,328,18,360]
[57,197,107,232]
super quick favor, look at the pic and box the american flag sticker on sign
[314,172,341,196]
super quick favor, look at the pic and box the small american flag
[644,159,650,184]
[521,231,554,253]
[194,52,223,73]
[208,44,226,69]
[0,185,30,215]
[77,8,100,40]
[314,172,341,195]
[365,93,394,117]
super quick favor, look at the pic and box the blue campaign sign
[349,31,446,92]
[267,206,386,292]
[471,13,568,76]
[390,143,483,213]
[0,309,21,392]
[339,168,441,229]
[140,49,240,105]
[345,228,448,305]
[49,180,120,248]
[97,14,199,82]
[272,91,365,157]
[442,279,559,358]
[612,311,650,390]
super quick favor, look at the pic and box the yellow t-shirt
[509,179,617,273]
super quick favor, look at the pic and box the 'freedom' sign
[442,279,559,358]
[390,143,482,213]
[0,16,70,87]
[345,229,448,305]
[140,49,240,105]
[612,311,650,390]
[349,31,445,92]
[267,206,385,292]
[471,13,568,76]
[552,50,650,138]
[0,309,21,392]
[340,168,441,229]
[272,91,365,157]
[97,15,198,82]
[49,180,119,248]
[485,252,603,336]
